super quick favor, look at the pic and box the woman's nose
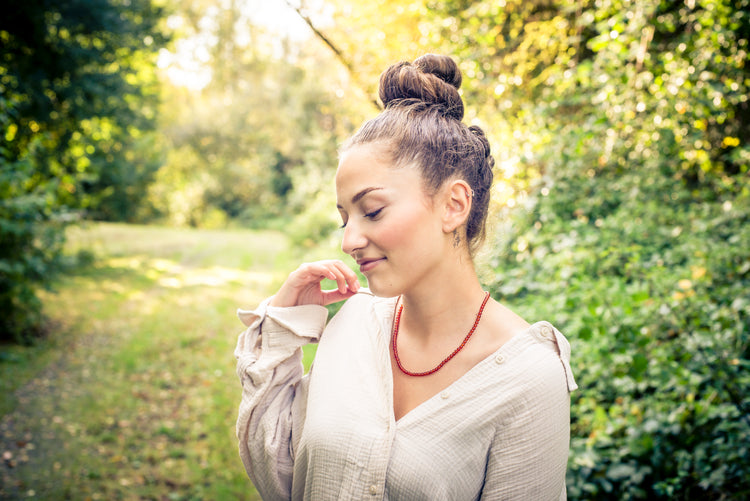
[341,220,367,255]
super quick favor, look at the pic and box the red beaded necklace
[392,291,491,377]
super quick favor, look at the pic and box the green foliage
[146,4,360,233]
[0,135,65,343]
[0,93,67,343]
[0,0,167,342]
[494,184,750,498]
[148,58,348,231]
[2,0,167,211]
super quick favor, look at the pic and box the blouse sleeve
[480,325,576,501]
[234,298,329,501]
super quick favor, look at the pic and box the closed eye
[365,208,384,219]
[339,208,383,228]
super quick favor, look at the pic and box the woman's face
[335,143,447,297]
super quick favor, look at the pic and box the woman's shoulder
[498,320,578,393]
[484,300,531,340]
[469,299,532,364]
[482,300,570,358]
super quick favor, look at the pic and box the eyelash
[366,208,384,220]
[340,208,384,229]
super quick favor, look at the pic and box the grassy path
[0,223,305,500]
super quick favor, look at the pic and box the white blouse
[235,290,577,500]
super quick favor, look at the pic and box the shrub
[0,134,66,343]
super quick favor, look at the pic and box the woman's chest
[390,341,499,421]
[386,406,496,500]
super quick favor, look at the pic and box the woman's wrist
[268,292,295,308]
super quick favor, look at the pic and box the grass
[0,222,335,500]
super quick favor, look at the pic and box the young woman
[234,54,577,500]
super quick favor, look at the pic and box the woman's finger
[273,260,360,307]
[326,265,350,294]
[320,287,357,306]
[328,260,360,293]
[296,262,335,284]
[302,260,357,293]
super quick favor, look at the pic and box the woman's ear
[441,179,472,233]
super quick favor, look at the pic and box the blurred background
[1,0,748,499]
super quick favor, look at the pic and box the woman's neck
[398,262,486,344]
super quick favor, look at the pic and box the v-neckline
[391,345,493,426]
[368,293,547,427]
[390,321,547,426]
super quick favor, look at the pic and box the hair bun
[414,54,462,89]
[378,54,464,120]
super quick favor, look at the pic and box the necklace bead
[392,291,491,377]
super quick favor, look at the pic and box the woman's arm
[235,299,328,500]
[234,260,360,500]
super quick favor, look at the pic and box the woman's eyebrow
[337,187,384,209]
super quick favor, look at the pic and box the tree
[147,0,363,238]
[0,0,167,342]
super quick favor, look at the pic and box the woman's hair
[343,54,495,253]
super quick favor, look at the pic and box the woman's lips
[358,258,385,273]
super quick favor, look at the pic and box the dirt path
[1,324,102,498]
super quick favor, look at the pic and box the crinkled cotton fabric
[235,289,577,501]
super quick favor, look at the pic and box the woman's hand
[269,260,361,308]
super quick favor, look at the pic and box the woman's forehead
[336,149,424,204]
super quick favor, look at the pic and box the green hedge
[0,127,65,343]
[491,174,749,498]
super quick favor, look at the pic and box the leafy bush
[492,177,749,498]
[0,128,66,343]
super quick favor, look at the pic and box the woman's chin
[366,280,400,299]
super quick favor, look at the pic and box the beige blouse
[235,290,577,500]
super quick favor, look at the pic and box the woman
[234,54,577,500]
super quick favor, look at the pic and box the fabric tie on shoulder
[533,321,578,392]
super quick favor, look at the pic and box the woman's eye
[365,208,383,219]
